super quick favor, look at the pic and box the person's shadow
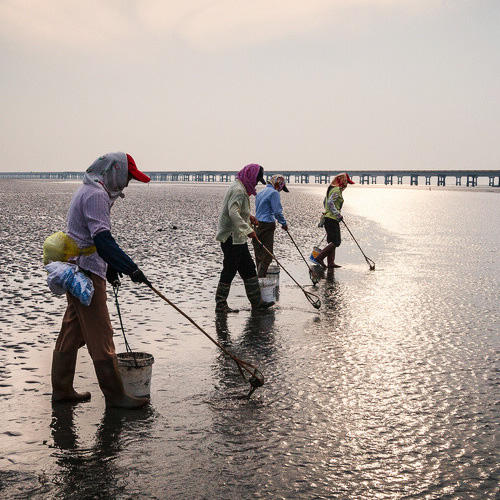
[50,403,154,498]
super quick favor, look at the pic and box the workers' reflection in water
[214,313,231,344]
[50,403,79,452]
[50,403,154,497]
[320,274,344,316]
[241,309,277,357]
[213,310,277,396]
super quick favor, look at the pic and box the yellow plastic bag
[43,231,96,265]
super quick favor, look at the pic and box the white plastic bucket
[266,265,280,286]
[259,278,276,302]
[117,352,154,398]
[259,265,280,302]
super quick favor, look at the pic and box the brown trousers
[252,221,276,276]
[55,273,116,361]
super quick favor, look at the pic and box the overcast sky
[1,0,499,172]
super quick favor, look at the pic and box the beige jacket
[216,180,254,244]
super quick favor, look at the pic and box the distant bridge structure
[1,170,499,187]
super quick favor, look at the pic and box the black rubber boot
[315,242,336,266]
[215,282,239,313]
[93,357,149,409]
[244,276,274,310]
[327,250,341,269]
[51,350,91,403]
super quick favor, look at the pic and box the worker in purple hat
[215,164,275,313]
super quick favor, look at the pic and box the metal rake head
[304,289,322,309]
[248,369,265,397]
[234,359,265,398]
[309,268,320,285]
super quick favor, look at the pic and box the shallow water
[0,180,499,499]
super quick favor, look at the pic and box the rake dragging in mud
[285,229,320,285]
[254,237,322,310]
[341,220,376,271]
[143,281,264,397]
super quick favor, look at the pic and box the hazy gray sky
[1,0,499,172]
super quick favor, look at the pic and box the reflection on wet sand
[241,310,277,358]
[212,310,277,399]
[0,181,498,498]
[321,274,343,312]
[50,404,154,498]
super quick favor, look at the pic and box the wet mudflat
[0,180,499,499]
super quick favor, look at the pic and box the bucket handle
[112,284,139,368]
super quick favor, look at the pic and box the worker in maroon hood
[51,152,151,409]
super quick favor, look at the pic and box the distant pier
[1,170,499,187]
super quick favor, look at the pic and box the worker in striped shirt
[51,152,151,409]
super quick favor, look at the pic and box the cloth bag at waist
[43,231,96,265]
